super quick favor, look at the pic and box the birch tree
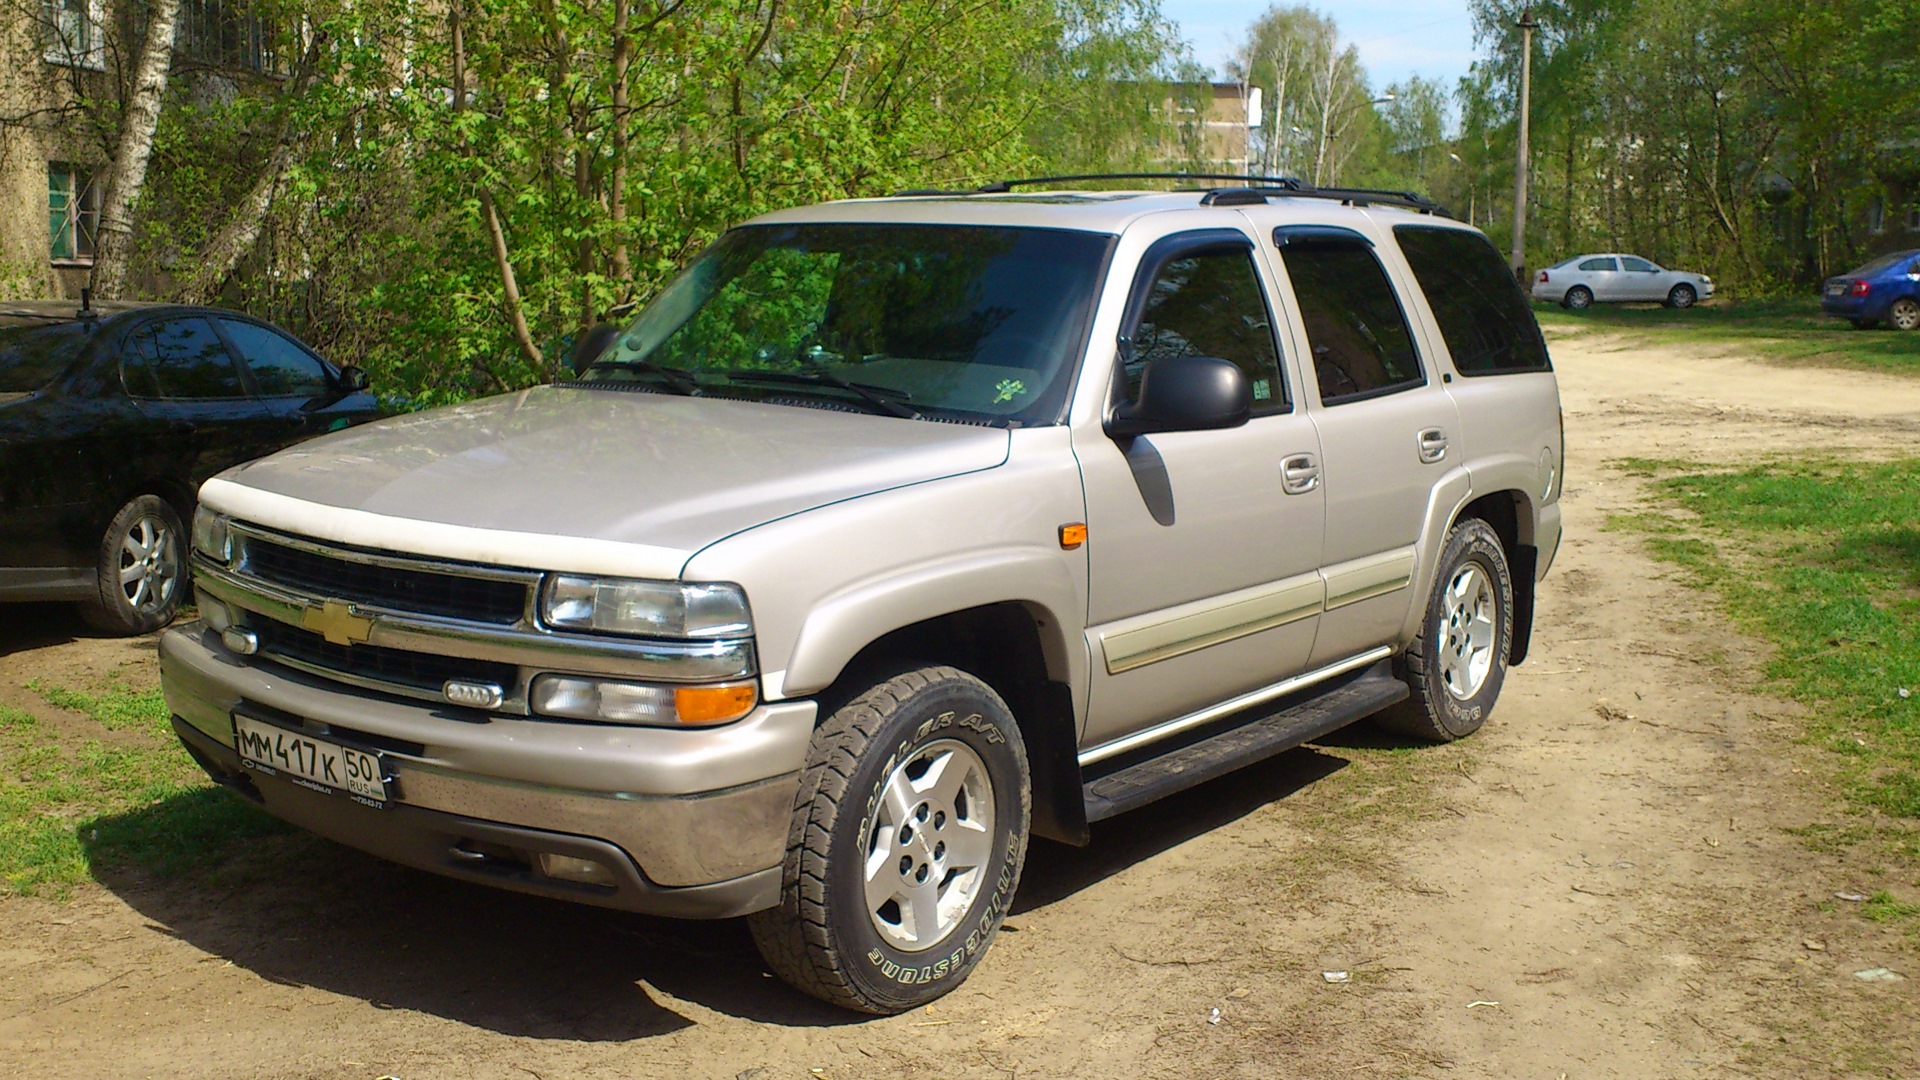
[89,0,184,299]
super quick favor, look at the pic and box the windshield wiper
[720,369,921,420]
[583,359,701,396]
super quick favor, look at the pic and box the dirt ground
[3,330,1919,1079]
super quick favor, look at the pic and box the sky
[1158,0,1483,93]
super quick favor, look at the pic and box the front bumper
[160,625,816,917]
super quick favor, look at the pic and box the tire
[79,495,186,636]
[749,665,1030,1014]
[1666,283,1697,309]
[1375,518,1514,742]
[1889,298,1920,332]
[1562,286,1593,310]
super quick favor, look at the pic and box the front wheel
[1666,283,1697,309]
[79,494,185,635]
[1562,286,1593,310]
[1375,518,1514,742]
[1889,298,1920,332]
[749,665,1030,1014]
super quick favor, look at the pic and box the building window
[1867,197,1886,235]
[49,164,101,264]
[180,0,286,75]
[43,0,106,69]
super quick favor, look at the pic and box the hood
[211,386,1009,570]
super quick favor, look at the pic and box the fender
[776,546,1088,720]
[1395,464,1475,645]
[1396,452,1542,648]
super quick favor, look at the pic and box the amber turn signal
[674,682,759,724]
[1059,523,1088,549]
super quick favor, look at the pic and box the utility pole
[1510,6,1537,282]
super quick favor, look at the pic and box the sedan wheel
[81,495,186,635]
[1889,298,1920,332]
[1666,283,1697,309]
[1563,286,1593,310]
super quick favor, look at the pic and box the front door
[1077,229,1325,751]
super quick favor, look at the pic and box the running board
[1081,661,1409,823]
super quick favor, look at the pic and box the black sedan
[0,299,380,635]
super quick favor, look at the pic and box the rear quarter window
[1393,226,1552,377]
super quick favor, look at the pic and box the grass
[1535,295,1920,377]
[1610,456,1920,928]
[0,680,286,898]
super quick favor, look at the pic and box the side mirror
[1106,355,1251,439]
[337,365,370,392]
[571,322,621,375]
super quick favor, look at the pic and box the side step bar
[1081,661,1409,823]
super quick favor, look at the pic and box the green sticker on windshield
[1253,379,1271,401]
[993,378,1028,404]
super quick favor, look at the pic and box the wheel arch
[807,601,1089,847]
[1403,484,1538,667]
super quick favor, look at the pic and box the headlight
[540,575,750,638]
[191,507,231,564]
[529,674,758,726]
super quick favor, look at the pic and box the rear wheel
[1562,286,1593,310]
[1889,298,1920,331]
[749,665,1030,1014]
[79,495,185,636]
[1666,283,1697,309]
[1376,518,1513,742]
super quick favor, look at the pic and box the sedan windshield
[0,323,87,395]
[578,223,1112,424]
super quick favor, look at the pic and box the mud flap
[1509,544,1537,666]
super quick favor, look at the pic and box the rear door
[1266,222,1461,667]
[121,316,274,482]
[1578,256,1622,300]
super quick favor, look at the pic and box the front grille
[241,534,530,625]
[253,620,518,698]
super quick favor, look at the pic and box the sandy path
[1,330,1916,1079]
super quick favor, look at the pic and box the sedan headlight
[191,507,231,564]
[540,575,751,638]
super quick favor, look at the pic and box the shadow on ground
[0,602,85,657]
[83,743,1354,1038]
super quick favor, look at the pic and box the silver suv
[160,177,1564,1014]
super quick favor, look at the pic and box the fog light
[538,852,617,886]
[220,628,258,656]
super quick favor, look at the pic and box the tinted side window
[1394,226,1552,377]
[1278,243,1423,404]
[125,318,247,399]
[221,319,332,398]
[1126,247,1286,412]
[1620,256,1656,272]
[1578,257,1616,271]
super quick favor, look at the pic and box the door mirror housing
[336,365,370,392]
[1106,355,1251,438]
[571,323,621,375]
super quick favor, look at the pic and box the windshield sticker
[1253,378,1272,402]
[993,378,1028,404]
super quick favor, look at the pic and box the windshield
[0,323,87,395]
[577,223,1113,424]
[1846,251,1916,278]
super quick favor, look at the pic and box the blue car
[1821,248,1920,330]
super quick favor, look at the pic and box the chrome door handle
[1280,453,1319,495]
[1417,428,1448,464]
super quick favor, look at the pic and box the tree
[88,0,184,299]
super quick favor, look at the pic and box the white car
[1531,253,1714,310]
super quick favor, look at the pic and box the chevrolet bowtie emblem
[303,598,375,646]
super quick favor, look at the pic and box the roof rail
[888,172,1453,218]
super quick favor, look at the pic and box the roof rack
[891,172,1451,218]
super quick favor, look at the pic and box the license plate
[233,713,388,805]
[1826,284,1845,295]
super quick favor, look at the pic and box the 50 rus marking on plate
[234,714,388,807]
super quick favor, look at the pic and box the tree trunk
[174,33,330,306]
[88,0,185,300]
[452,4,545,376]
[609,0,632,285]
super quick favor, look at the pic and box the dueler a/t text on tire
[749,665,1031,1014]
[1377,517,1514,742]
